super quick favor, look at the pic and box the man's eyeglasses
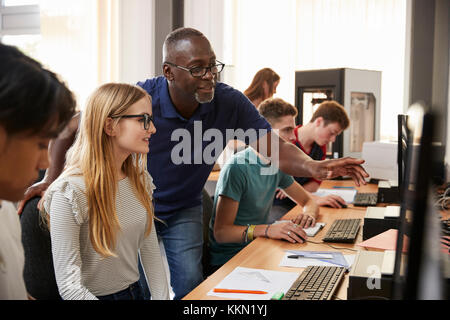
[164,60,225,78]
[110,113,154,131]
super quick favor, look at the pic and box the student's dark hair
[258,98,297,125]
[0,43,76,138]
[310,100,350,130]
[244,68,280,103]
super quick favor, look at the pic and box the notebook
[207,267,299,300]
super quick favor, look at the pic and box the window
[185,0,407,141]
[0,0,40,57]
[1,0,110,111]
[1,1,155,111]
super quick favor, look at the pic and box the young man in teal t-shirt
[209,98,319,268]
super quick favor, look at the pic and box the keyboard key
[283,266,345,300]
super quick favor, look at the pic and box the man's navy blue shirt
[138,76,271,215]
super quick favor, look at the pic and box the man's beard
[195,90,215,104]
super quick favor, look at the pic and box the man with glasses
[20,27,368,301]
[137,27,369,300]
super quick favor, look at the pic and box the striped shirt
[43,173,169,300]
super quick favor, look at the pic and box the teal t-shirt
[209,148,294,266]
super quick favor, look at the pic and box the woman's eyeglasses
[110,113,154,130]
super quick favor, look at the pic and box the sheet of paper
[312,188,357,204]
[357,228,408,252]
[279,250,356,270]
[272,221,325,237]
[207,267,300,300]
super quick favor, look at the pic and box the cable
[434,185,450,210]
[305,239,359,252]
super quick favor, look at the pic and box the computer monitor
[392,103,444,299]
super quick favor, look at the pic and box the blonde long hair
[46,83,154,258]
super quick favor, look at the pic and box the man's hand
[275,189,288,200]
[267,221,307,244]
[313,157,369,186]
[17,180,49,215]
[313,194,347,208]
[292,214,316,229]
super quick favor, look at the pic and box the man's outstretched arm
[250,131,369,186]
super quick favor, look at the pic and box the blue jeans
[97,281,144,300]
[155,205,204,300]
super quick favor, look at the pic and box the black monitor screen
[392,103,443,300]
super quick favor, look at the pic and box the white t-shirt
[0,200,28,300]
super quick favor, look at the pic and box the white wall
[118,0,155,84]
[183,0,226,62]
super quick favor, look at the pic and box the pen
[287,255,332,260]
[213,288,268,294]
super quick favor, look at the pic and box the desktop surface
[183,180,377,300]
[184,179,450,300]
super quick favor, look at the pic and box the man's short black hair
[0,43,76,138]
[165,27,205,47]
[162,27,208,63]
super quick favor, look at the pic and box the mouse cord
[305,240,359,252]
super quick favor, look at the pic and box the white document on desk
[312,188,357,204]
[279,252,356,269]
[207,267,299,300]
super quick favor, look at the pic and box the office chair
[20,196,61,300]
[201,188,214,278]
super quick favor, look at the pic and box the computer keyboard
[353,192,378,206]
[322,218,361,243]
[282,266,346,300]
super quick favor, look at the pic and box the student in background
[0,43,76,299]
[275,101,351,211]
[42,83,170,300]
[244,68,280,108]
[217,67,281,166]
[209,98,319,270]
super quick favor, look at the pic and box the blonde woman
[42,83,169,300]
